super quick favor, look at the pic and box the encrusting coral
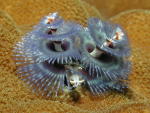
[0,10,21,72]
[110,9,150,100]
[84,0,150,18]
[1,0,101,26]
[0,0,150,112]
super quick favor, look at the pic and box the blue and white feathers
[13,12,131,97]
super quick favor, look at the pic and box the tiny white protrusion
[44,12,59,24]
[90,48,103,57]
[69,75,84,88]
[113,28,124,40]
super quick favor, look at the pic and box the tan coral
[110,9,150,101]
[0,10,21,72]
[2,0,101,26]
[109,9,150,112]
[0,0,150,112]
[84,0,150,18]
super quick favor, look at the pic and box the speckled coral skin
[1,0,101,26]
[110,9,150,101]
[84,0,150,19]
[0,0,150,112]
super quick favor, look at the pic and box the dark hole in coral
[96,52,116,63]
[69,90,81,102]
[46,40,70,52]
[86,43,95,53]
[43,61,66,74]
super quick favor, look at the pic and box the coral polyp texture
[13,12,131,97]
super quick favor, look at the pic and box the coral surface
[0,0,101,26]
[84,0,150,18]
[0,0,150,112]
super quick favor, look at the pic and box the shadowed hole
[79,68,95,80]
[61,40,70,51]
[46,40,70,52]
[96,52,117,63]
[86,43,95,53]
[43,61,66,74]
[47,28,57,35]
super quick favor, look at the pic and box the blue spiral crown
[13,12,131,97]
